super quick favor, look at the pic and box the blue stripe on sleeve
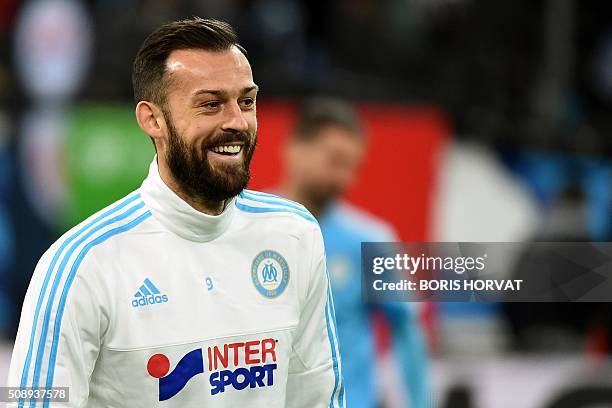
[324,262,344,407]
[42,211,152,407]
[18,192,141,408]
[325,301,340,408]
[28,201,145,407]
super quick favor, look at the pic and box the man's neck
[157,160,225,216]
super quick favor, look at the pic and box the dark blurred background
[0,1,611,407]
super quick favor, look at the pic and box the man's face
[160,46,258,202]
[287,125,365,207]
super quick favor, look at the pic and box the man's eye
[240,98,255,108]
[200,101,220,109]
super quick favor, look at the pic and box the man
[280,98,430,407]
[8,19,344,408]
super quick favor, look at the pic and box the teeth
[211,145,242,154]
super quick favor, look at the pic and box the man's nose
[221,101,249,133]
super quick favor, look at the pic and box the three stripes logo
[131,278,169,308]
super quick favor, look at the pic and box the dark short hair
[294,97,363,141]
[132,17,247,106]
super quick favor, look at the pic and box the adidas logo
[131,278,169,308]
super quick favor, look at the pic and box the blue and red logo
[147,338,278,401]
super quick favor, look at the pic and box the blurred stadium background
[0,0,611,407]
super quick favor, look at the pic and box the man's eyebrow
[243,85,259,94]
[192,85,259,99]
[192,89,224,98]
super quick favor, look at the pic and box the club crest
[251,250,290,298]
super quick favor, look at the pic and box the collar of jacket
[140,157,236,242]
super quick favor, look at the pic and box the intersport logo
[147,337,278,401]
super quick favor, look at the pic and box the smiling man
[8,18,344,408]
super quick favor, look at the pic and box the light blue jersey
[320,202,430,408]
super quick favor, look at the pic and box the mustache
[203,132,252,149]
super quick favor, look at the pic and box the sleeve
[7,247,107,407]
[285,225,345,408]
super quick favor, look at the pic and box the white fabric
[8,159,344,408]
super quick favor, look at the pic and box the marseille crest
[251,250,290,298]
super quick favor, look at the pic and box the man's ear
[135,101,166,145]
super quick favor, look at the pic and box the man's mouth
[209,143,243,155]
[206,143,246,163]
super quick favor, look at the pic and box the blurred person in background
[279,98,430,408]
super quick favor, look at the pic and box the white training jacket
[8,159,344,408]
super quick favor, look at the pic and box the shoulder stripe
[242,189,276,196]
[243,189,308,209]
[27,200,146,407]
[242,189,283,199]
[235,199,317,223]
[44,211,152,398]
[18,191,141,408]
[240,190,309,213]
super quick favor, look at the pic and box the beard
[163,109,257,204]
